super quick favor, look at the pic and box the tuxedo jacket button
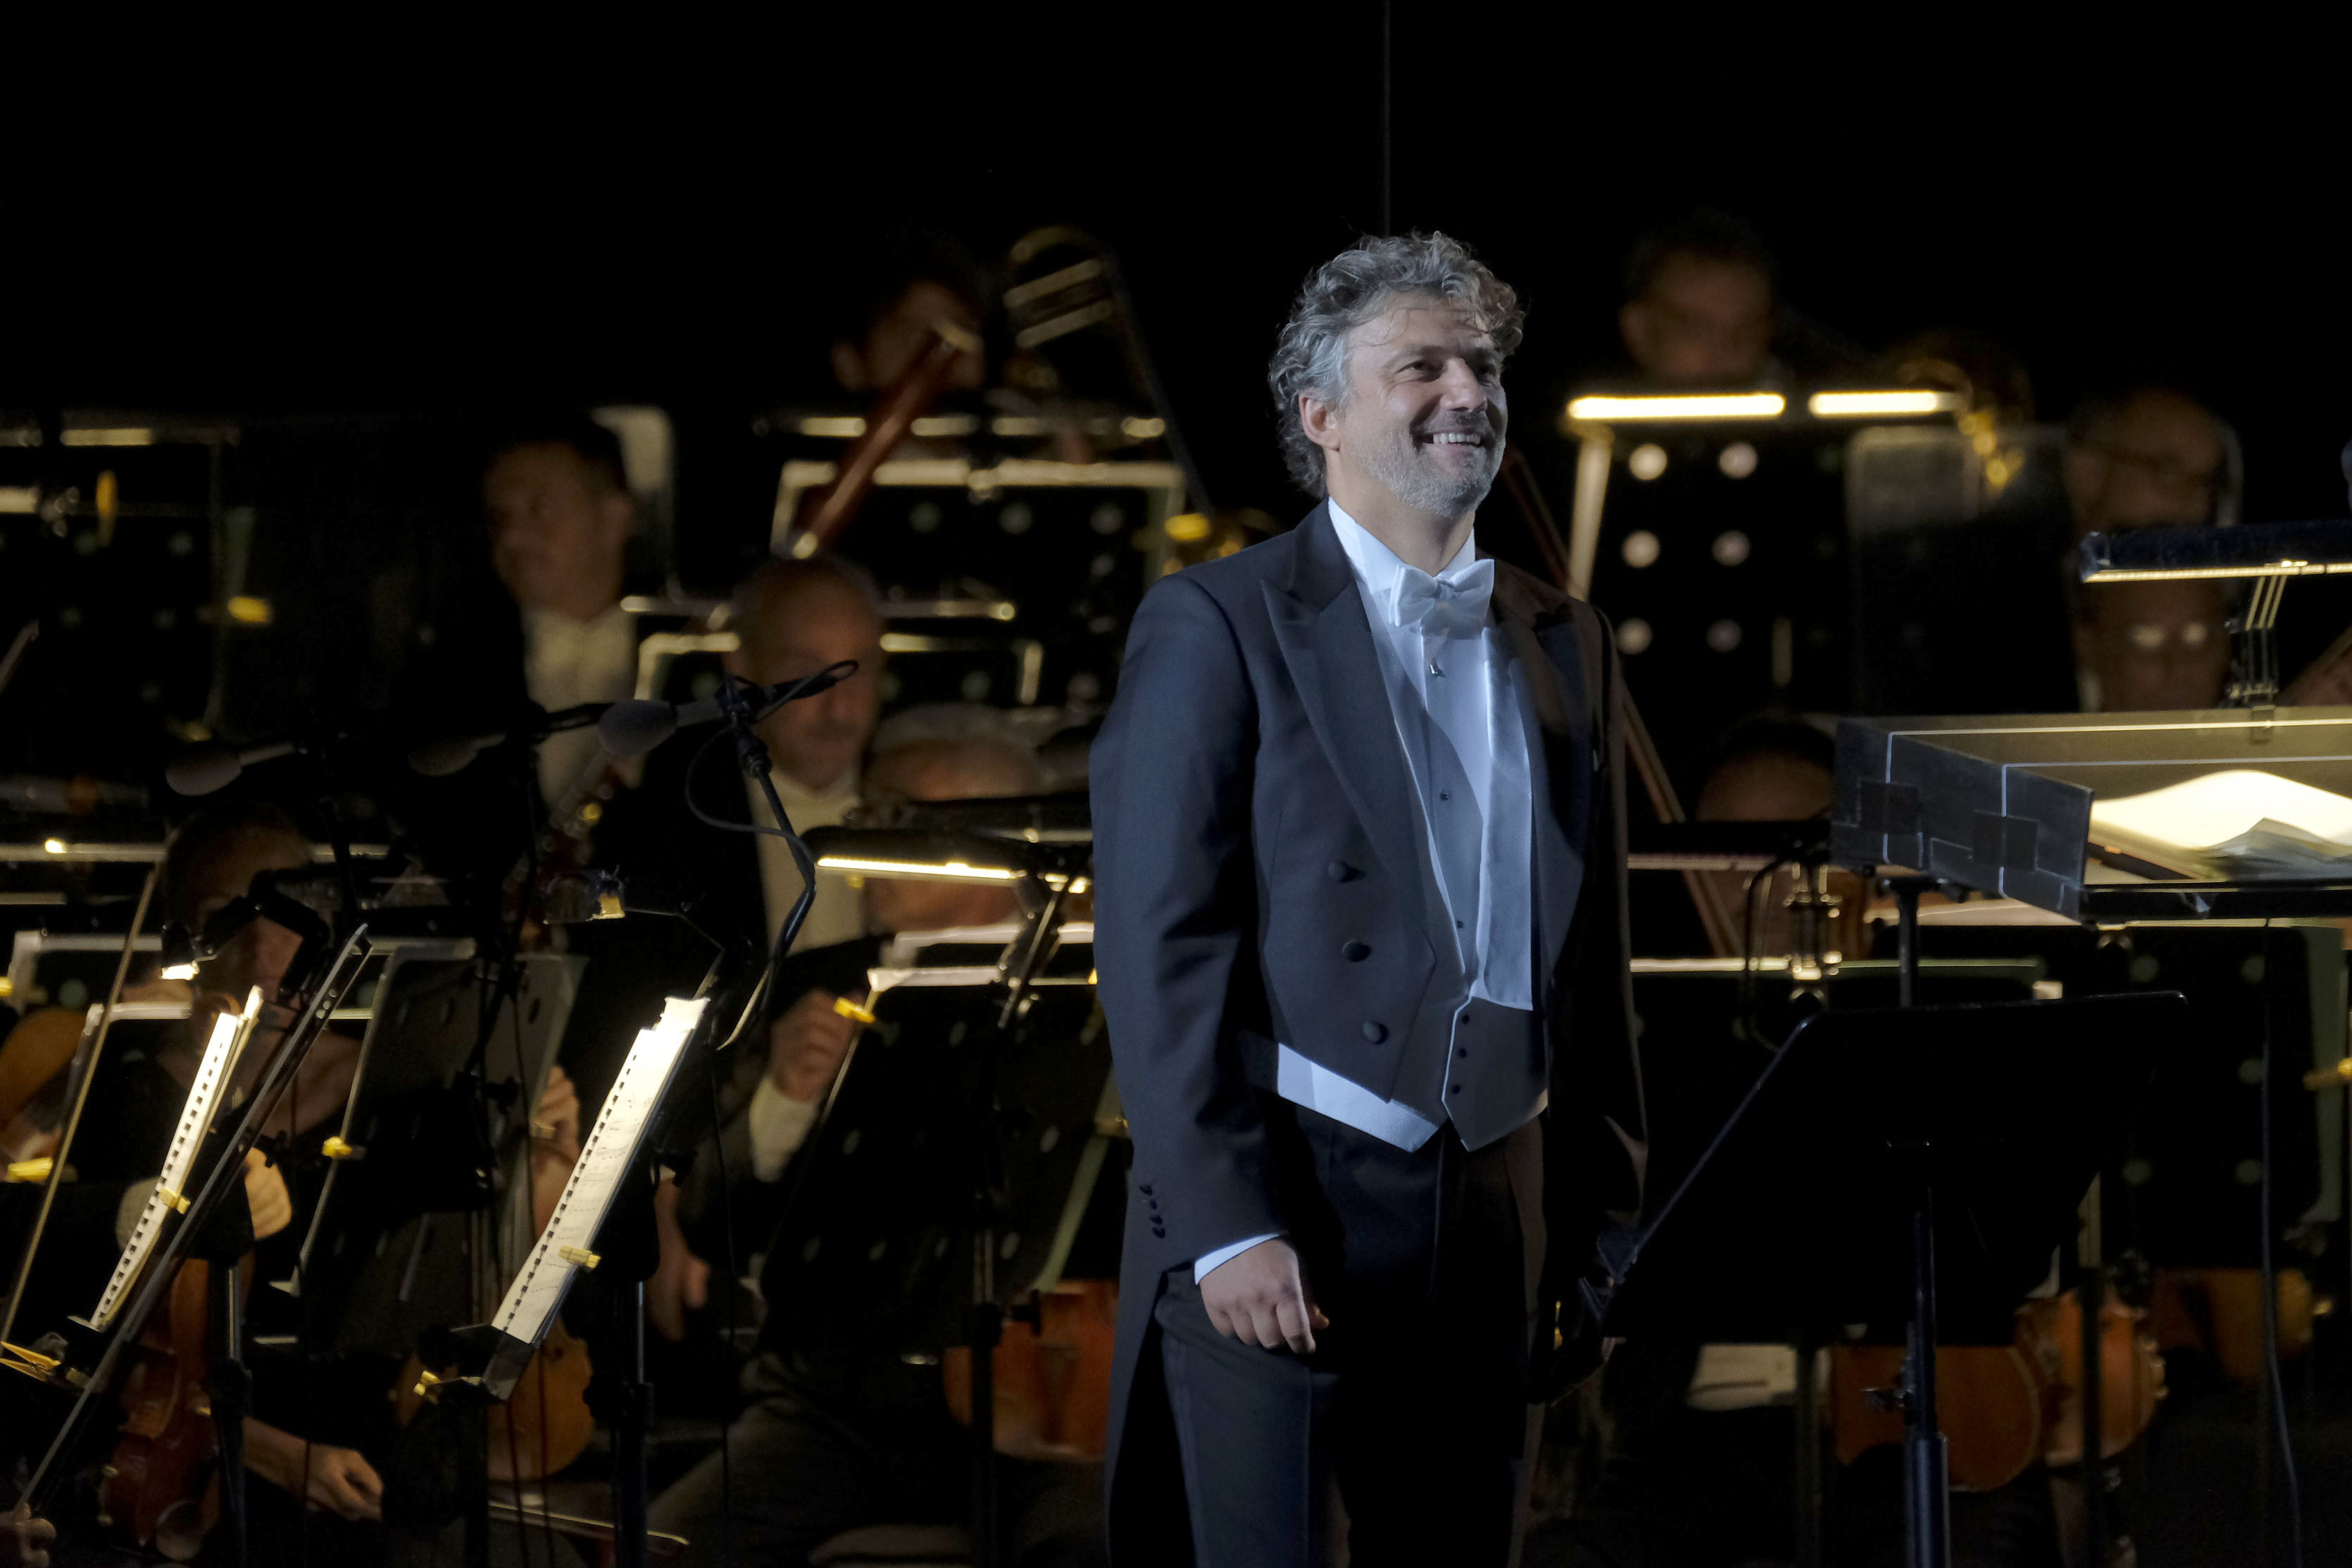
[1327,860,1356,882]
[1342,941,1371,962]
[1362,1021,1388,1043]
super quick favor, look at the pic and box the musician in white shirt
[482,418,641,805]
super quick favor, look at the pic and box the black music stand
[1591,992,2187,1568]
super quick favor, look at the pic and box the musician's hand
[768,989,861,1103]
[3,1503,54,1568]
[646,1177,711,1343]
[1199,1239,1328,1354]
[242,1148,292,1241]
[532,1066,582,1162]
[301,1446,384,1522]
[244,1422,384,1522]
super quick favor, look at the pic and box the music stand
[1591,992,2187,1568]
[275,948,581,1353]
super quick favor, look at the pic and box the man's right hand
[768,989,861,1103]
[1199,1238,1329,1354]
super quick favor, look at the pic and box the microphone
[596,663,859,758]
[405,703,607,778]
[165,741,301,797]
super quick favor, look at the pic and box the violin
[389,1103,595,1480]
[1828,1286,2165,1490]
[392,1316,596,1482]
[942,1279,1118,1463]
[96,1258,231,1561]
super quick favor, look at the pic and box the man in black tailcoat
[1091,233,1644,1566]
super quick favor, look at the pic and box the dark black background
[6,24,2346,527]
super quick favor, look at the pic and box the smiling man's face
[1321,296,1506,520]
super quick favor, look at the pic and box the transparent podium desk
[1833,708,2352,922]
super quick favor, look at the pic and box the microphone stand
[605,674,822,1568]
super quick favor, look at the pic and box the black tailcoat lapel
[1265,506,1463,988]
[1494,567,1593,996]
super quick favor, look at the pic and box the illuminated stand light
[1621,531,1661,569]
[1616,619,1653,656]
[1806,390,1960,418]
[813,850,1091,896]
[1568,393,1786,422]
[817,855,1023,884]
[1567,389,1959,425]
[1563,386,1960,608]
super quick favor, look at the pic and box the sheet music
[484,994,704,1386]
[85,988,261,1331]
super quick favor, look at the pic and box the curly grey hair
[1267,232,1525,496]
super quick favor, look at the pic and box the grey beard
[1361,427,1503,517]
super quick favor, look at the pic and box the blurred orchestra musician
[394,414,645,890]
[2073,577,2233,712]
[480,414,643,808]
[549,552,886,1153]
[606,555,889,963]
[827,239,989,408]
[1617,211,1780,388]
[727,557,889,953]
[2058,387,2264,712]
[647,710,1105,1568]
[2063,384,2235,539]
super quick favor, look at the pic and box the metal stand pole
[613,1280,651,1568]
[968,1292,1001,1568]
[1793,1329,1824,1568]
[2079,1179,2109,1568]
[1905,1191,1951,1568]
[1887,874,1950,1568]
[208,1257,250,1568]
[1891,877,1929,1008]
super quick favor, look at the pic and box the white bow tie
[1390,557,1494,639]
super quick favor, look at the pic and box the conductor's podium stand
[1834,705,2352,922]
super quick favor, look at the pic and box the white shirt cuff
[746,1077,820,1182]
[1194,1232,1282,1282]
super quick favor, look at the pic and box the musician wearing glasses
[1090,234,1643,1565]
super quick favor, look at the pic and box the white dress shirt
[523,603,639,805]
[1195,500,1537,1281]
[746,767,866,955]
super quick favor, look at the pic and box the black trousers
[1153,1108,1546,1568]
